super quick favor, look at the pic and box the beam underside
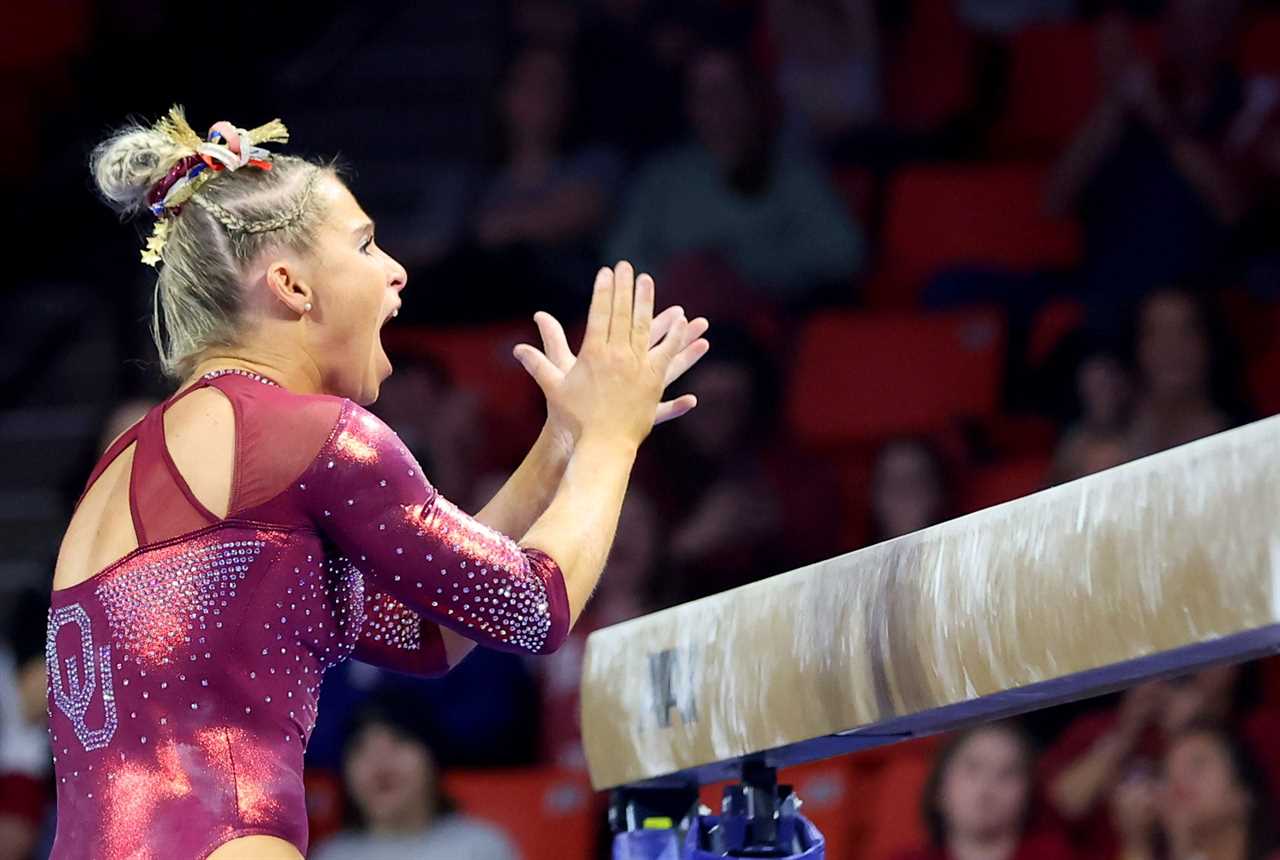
[625,625,1280,789]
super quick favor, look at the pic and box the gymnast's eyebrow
[352,220,375,237]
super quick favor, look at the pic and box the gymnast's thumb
[513,344,555,389]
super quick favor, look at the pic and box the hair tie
[139,106,291,267]
[145,155,204,217]
[198,121,275,173]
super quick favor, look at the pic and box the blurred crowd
[5,0,1280,857]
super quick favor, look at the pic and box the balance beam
[580,415,1280,790]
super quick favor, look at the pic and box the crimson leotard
[44,369,569,859]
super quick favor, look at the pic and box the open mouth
[379,305,400,329]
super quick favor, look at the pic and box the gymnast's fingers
[512,343,559,393]
[610,261,635,344]
[664,329,710,388]
[632,273,655,354]
[655,394,698,426]
[533,311,574,370]
[649,305,684,347]
[583,266,613,350]
[654,312,690,368]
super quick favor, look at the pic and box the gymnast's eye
[360,236,374,254]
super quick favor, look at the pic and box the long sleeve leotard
[44,369,569,859]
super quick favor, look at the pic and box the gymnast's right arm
[514,262,688,622]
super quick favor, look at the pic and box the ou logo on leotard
[46,603,118,752]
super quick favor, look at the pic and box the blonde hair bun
[90,120,190,217]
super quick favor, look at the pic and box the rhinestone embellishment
[96,539,264,666]
[200,368,279,387]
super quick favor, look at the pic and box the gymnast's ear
[262,258,314,319]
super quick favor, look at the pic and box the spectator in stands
[869,437,955,543]
[469,45,623,317]
[642,325,842,604]
[377,160,480,279]
[536,490,661,768]
[1042,666,1259,858]
[1242,666,1280,833]
[1050,339,1134,483]
[311,695,519,860]
[1111,722,1280,860]
[509,0,580,50]
[572,0,739,160]
[956,0,1074,34]
[606,45,865,320]
[895,722,1075,860]
[0,589,53,860]
[1125,287,1247,458]
[1044,0,1250,324]
[767,0,882,153]
[1234,78,1280,299]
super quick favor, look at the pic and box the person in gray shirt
[310,697,520,860]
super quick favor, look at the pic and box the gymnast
[44,106,709,860]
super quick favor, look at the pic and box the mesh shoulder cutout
[219,378,346,516]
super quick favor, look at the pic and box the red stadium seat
[993,23,1101,156]
[831,448,876,551]
[382,321,545,465]
[787,310,1007,447]
[888,0,977,132]
[986,414,1058,461]
[1258,655,1280,708]
[1221,289,1276,361]
[383,322,540,426]
[1241,13,1280,77]
[0,80,37,178]
[860,742,936,860]
[0,0,90,70]
[303,768,346,847]
[961,457,1051,514]
[872,165,1081,307]
[1244,304,1280,417]
[1249,349,1280,419]
[1028,298,1085,367]
[991,23,1160,157]
[779,759,865,860]
[831,167,878,229]
[442,768,597,860]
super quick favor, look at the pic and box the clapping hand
[514,293,710,450]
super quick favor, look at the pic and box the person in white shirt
[311,695,519,860]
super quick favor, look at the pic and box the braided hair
[91,108,339,381]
